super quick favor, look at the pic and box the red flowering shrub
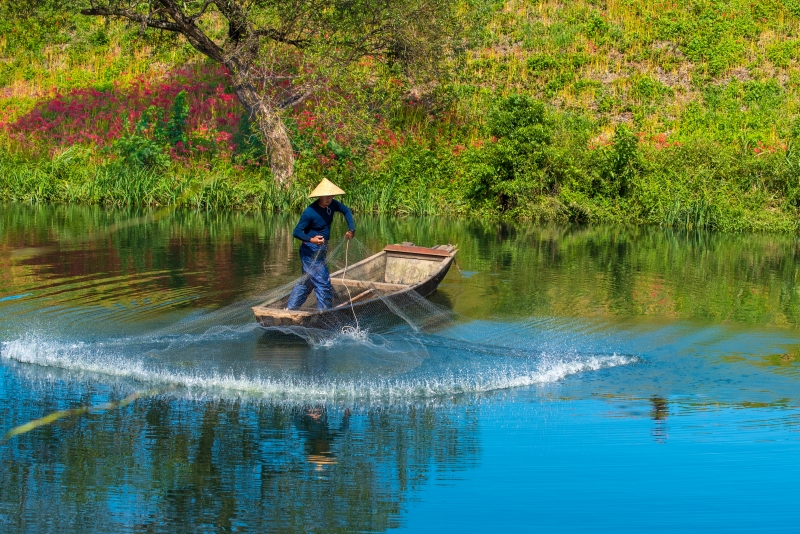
[5,64,242,159]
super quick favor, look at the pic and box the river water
[1,204,799,532]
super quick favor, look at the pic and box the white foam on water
[268,325,416,353]
[0,333,638,403]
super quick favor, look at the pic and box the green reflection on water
[3,203,800,328]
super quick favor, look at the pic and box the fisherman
[286,178,355,311]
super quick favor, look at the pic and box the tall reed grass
[0,148,456,216]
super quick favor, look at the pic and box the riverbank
[3,1,800,231]
[2,133,799,232]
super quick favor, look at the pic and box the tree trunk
[230,74,295,185]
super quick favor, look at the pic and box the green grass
[4,0,800,230]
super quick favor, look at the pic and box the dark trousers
[287,243,333,310]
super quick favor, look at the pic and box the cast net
[150,237,459,347]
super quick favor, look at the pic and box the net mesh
[151,237,458,347]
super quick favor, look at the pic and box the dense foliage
[2,0,800,231]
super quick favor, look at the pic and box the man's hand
[310,235,325,245]
[345,230,354,240]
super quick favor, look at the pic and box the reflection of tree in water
[0,396,480,532]
[462,222,800,327]
[650,395,668,443]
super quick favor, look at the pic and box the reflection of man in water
[296,406,351,468]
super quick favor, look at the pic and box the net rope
[340,239,360,335]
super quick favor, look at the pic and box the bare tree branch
[277,87,315,110]
[187,0,215,22]
[80,7,182,32]
[253,28,310,48]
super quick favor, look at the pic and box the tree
[32,0,457,183]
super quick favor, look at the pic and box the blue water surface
[1,205,799,532]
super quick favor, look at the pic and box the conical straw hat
[309,178,345,198]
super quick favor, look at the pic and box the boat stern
[252,306,314,327]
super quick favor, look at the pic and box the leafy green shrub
[585,12,610,37]
[606,125,639,197]
[164,90,190,146]
[112,130,169,169]
[88,29,110,47]
[743,80,783,110]
[630,75,673,103]
[766,40,800,68]
[465,95,564,214]
[595,89,617,113]
[110,90,191,168]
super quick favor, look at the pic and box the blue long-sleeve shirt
[293,199,355,243]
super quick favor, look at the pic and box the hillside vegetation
[3,0,800,231]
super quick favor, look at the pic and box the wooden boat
[252,243,457,329]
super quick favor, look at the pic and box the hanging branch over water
[18,0,459,184]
